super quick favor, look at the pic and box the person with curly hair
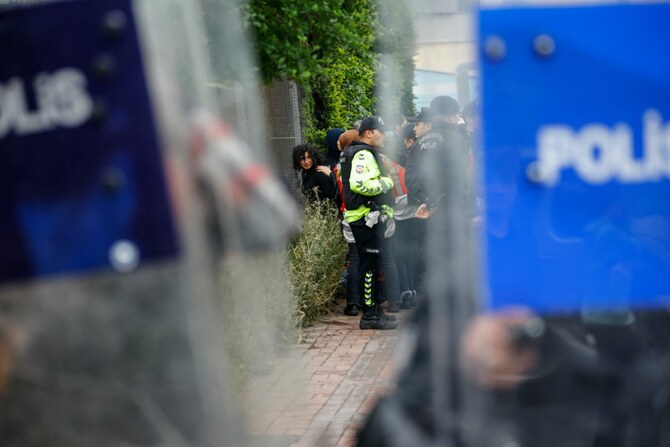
[292,143,337,203]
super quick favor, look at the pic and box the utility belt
[350,201,395,238]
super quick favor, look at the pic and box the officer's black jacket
[405,121,469,210]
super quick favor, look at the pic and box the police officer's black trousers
[345,242,360,306]
[394,218,420,294]
[350,218,384,317]
[381,234,401,305]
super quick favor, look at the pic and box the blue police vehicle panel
[479,3,670,313]
[0,0,179,283]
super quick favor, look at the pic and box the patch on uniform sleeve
[355,164,365,173]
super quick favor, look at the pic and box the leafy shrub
[303,50,376,150]
[246,0,416,149]
[288,198,347,327]
[245,0,374,88]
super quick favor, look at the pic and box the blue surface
[479,3,670,313]
[0,0,179,283]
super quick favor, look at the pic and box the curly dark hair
[291,143,323,170]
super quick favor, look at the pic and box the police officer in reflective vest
[340,116,397,330]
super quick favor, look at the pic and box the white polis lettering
[535,109,670,186]
[0,68,93,140]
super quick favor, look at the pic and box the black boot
[360,308,397,330]
[344,303,360,316]
[376,303,396,321]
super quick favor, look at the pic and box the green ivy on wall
[245,0,416,149]
[304,51,376,148]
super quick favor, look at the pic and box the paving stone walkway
[243,310,407,447]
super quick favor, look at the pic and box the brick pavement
[242,309,407,447]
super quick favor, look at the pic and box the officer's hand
[415,203,434,219]
[460,309,539,389]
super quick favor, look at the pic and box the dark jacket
[405,121,469,209]
[299,168,337,203]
